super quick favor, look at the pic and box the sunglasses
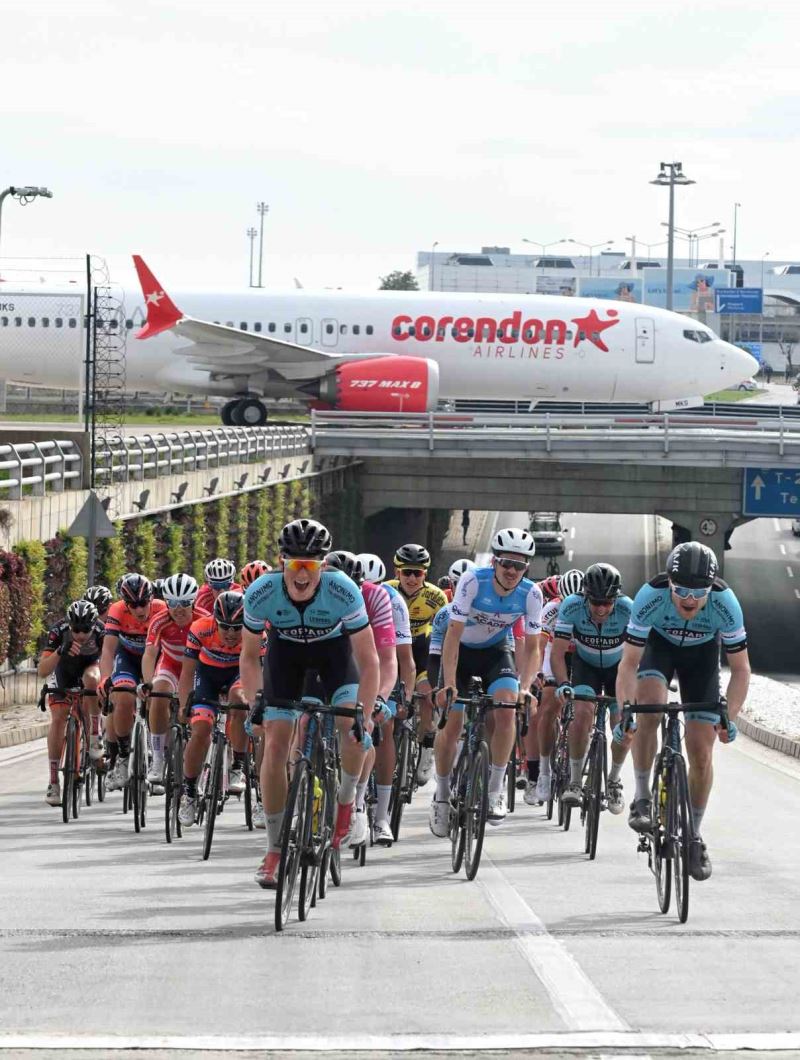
[217,621,243,632]
[588,598,614,607]
[284,558,324,573]
[400,568,426,577]
[70,624,94,634]
[167,599,195,610]
[209,578,233,590]
[495,558,528,572]
[670,582,711,600]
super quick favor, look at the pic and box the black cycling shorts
[263,632,359,720]
[455,642,518,698]
[412,633,431,680]
[638,632,721,721]
[571,656,618,702]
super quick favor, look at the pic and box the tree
[379,270,419,291]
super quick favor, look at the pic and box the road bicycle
[145,690,185,844]
[39,684,98,823]
[506,694,532,814]
[192,696,250,861]
[389,688,421,842]
[547,695,574,828]
[572,691,615,860]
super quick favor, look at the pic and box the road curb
[0,720,48,749]
[738,713,800,759]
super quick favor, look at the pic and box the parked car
[737,378,758,392]
[528,512,566,555]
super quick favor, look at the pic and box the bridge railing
[0,441,82,498]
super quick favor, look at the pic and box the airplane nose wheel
[221,398,268,426]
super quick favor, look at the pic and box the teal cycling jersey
[626,574,747,651]
[243,570,369,644]
[554,593,633,668]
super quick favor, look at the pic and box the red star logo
[570,308,620,352]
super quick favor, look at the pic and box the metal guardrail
[0,441,82,498]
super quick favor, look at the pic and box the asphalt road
[2,714,800,1056]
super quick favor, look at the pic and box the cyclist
[386,544,448,786]
[39,599,105,806]
[100,574,166,791]
[326,550,397,847]
[195,557,242,615]
[240,518,379,889]
[551,563,631,812]
[152,578,166,602]
[617,542,750,881]
[141,573,202,785]
[426,558,476,685]
[430,528,543,833]
[438,575,454,602]
[240,560,272,588]
[84,585,113,623]
[177,591,251,826]
[524,568,583,805]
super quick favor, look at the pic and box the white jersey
[383,582,412,646]
[450,567,542,649]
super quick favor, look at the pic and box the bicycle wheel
[165,728,183,843]
[300,769,326,920]
[275,759,310,931]
[244,742,255,831]
[450,751,468,874]
[202,741,223,861]
[652,762,671,915]
[506,744,517,815]
[62,717,77,825]
[390,729,411,841]
[584,735,605,860]
[132,723,148,833]
[671,755,691,923]
[97,761,106,803]
[464,742,490,881]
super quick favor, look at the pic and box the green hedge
[14,539,46,655]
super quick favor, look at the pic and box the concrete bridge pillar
[363,508,450,573]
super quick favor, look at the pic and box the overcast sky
[2,0,797,292]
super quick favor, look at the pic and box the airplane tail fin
[132,255,183,339]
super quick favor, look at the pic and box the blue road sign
[715,288,763,314]
[739,341,762,363]
[743,467,800,516]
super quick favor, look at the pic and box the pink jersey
[146,607,207,666]
[362,581,396,650]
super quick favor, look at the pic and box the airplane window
[408,326,416,336]
[366,325,374,335]
[393,325,403,336]
[683,330,699,342]
[42,318,49,327]
[340,324,348,334]
[0,317,7,326]
[300,323,308,334]
[353,325,360,335]
[14,317,22,326]
[268,323,276,333]
[240,322,248,330]
[254,322,262,333]
[126,319,134,330]
[226,321,234,327]
[284,323,291,333]
[325,323,334,335]
[55,318,63,328]
[28,317,36,327]
[68,319,77,328]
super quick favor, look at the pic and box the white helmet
[491,527,536,558]
[357,553,386,583]
[448,558,476,583]
[162,572,199,608]
[558,569,584,597]
[204,557,236,584]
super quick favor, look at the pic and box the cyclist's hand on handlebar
[716,719,738,744]
[372,695,393,725]
[136,682,152,700]
[435,685,456,709]
[555,682,573,702]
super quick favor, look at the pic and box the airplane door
[635,318,655,363]
[296,317,313,346]
[321,318,338,348]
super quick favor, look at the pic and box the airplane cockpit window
[683,330,700,342]
[697,331,712,343]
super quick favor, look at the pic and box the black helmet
[152,578,166,601]
[666,542,718,589]
[393,543,431,568]
[213,590,245,627]
[437,575,453,590]
[583,562,622,600]
[84,584,113,613]
[325,550,364,585]
[67,598,98,631]
[278,518,332,558]
[119,572,153,607]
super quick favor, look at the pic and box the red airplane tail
[133,255,183,339]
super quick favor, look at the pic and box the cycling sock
[691,805,706,833]
[540,756,552,777]
[90,715,101,736]
[183,775,197,796]
[434,773,451,802]
[526,758,540,782]
[150,734,164,755]
[376,784,392,821]
[338,770,359,805]
[569,757,584,784]
[266,811,284,851]
[634,769,651,801]
[488,763,506,795]
[117,735,131,758]
[232,751,246,769]
[608,760,623,783]
[49,760,59,784]
[107,741,119,766]
[355,781,368,811]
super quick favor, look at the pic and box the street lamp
[691,228,725,267]
[650,162,695,310]
[660,221,722,267]
[566,238,613,277]
[760,250,770,289]
[430,240,439,291]
[521,237,568,257]
[732,202,741,268]
[625,235,670,260]
[0,185,54,258]
[246,226,257,287]
[256,201,269,288]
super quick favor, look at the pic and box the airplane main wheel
[230,398,268,426]
[220,400,240,426]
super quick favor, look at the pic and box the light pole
[650,162,695,310]
[566,238,613,277]
[692,229,725,267]
[430,240,439,291]
[626,236,670,260]
[759,251,770,353]
[732,202,741,268]
[256,202,269,288]
[660,221,722,267]
[246,226,257,287]
[521,237,569,257]
[0,185,53,259]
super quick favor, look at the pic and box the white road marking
[477,857,627,1031]
[570,526,576,539]
[788,566,795,578]
[568,549,574,562]
[780,544,787,555]
[795,589,800,600]
[774,518,782,532]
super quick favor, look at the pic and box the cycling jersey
[555,593,633,668]
[540,597,562,640]
[385,580,448,639]
[429,603,522,655]
[42,620,105,692]
[362,581,396,650]
[184,616,243,668]
[382,582,412,646]
[450,567,542,648]
[146,607,206,667]
[243,570,368,644]
[105,600,166,656]
[626,575,747,652]
[194,581,243,616]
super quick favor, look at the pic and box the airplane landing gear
[220,397,268,427]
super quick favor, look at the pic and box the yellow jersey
[386,580,448,639]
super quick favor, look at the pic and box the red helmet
[539,575,561,602]
[239,560,272,588]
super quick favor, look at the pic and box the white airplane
[0,255,756,424]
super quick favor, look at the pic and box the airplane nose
[721,340,758,386]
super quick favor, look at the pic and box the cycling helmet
[239,560,271,588]
[325,550,364,585]
[491,527,536,558]
[84,584,113,613]
[358,553,386,583]
[213,590,245,627]
[448,558,476,583]
[539,575,561,602]
[152,578,166,601]
[278,518,332,558]
[558,569,584,598]
[162,573,199,608]
[666,541,718,589]
[393,543,431,569]
[437,575,453,590]
[119,572,153,607]
[204,557,237,585]
[67,598,98,631]
[583,562,622,600]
